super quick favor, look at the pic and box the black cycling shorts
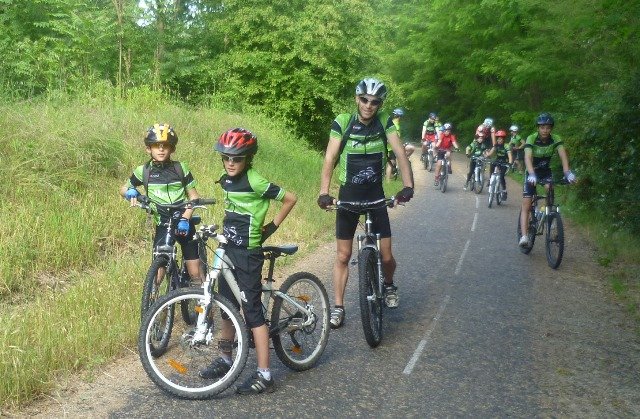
[154,221,198,260]
[522,170,553,198]
[336,183,391,240]
[219,246,266,329]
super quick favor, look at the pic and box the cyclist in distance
[386,108,415,180]
[519,113,577,247]
[120,123,203,283]
[421,125,438,163]
[433,122,461,186]
[509,125,525,173]
[486,129,514,200]
[421,112,442,141]
[317,77,414,329]
[464,130,492,190]
[199,128,297,394]
[476,117,497,146]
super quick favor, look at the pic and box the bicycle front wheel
[141,256,176,355]
[475,170,484,194]
[496,185,503,205]
[358,247,383,348]
[545,212,565,269]
[271,272,330,371]
[488,181,495,208]
[440,163,448,193]
[138,288,249,400]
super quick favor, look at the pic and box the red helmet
[496,130,507,138]
[215,128,258,155]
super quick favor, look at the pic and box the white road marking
[471,213,478,232]
[403,295,450,375]
[475,196,479,208]
[455,239,470,276]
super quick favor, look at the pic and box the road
[24,154,640,418]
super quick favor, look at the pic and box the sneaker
[330,307,345,329]
[236,371,275,395]
[384,284,399,308]
[199,357,231,380]
[518,235,530,247]
[434,176,440,187]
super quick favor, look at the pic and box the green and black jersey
[468,139,491,157]
[127,160,196,225]
[219,168,285,250]
[524,133,564,174]
[492,143,511,161]
[330,112,396,185]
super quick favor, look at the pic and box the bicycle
[487,162,510,208]
[138,223,330,399]
[436,153,449,193]
[516,178,566,269]
[333,197,396,348]
[421,143,435,172]
[467,156,487,194]
[136,196,215,354]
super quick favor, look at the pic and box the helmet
[509,124,519,132]
[443,122,453,130]
[144,123,178,147]
[428,112,437,119]
[536,112,554,126]
[496,130,507,138]
[392,108,405,117]
[215,128,258,155]
[483,118,494,127]
[355,78,388,100]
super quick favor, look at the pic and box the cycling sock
[384,281,394,287]
[258,368,271,380]
[334,304,344,309]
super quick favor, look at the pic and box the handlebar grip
[195,198,216,205]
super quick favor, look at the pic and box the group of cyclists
[123,75,577,396]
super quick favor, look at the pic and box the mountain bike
[138,224,330,399]
[487,162,510,208]
[468,156,487,194]
[136,197,215,354]
[334,197,396,348]
[421,143,435,171]
[517,179,567,269]
[437,154,449,193]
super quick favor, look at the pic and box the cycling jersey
[438,132,457,150]
[219,168,285,250]
[423,119,442,133]
[127,160,196,225]
[509,134,523,148]
[523,133,564,173]
[468,139,490,156]
[492,143,511,161]
[330,112,396,186]
[423,132,437,143]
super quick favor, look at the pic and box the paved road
[30,154,640,418]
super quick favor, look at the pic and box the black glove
[395,187,414,203]
[317,194,335,209]
[261,221,278,243]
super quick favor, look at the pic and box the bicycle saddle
[262,244,298,257]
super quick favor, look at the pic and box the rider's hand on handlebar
[527,173,538,185]
[317,194,335,210]
[395,187,414,204]
[176,218,190,236]
[125,187,140,205]
[564,170,577,184]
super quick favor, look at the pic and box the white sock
[257,368,271,380]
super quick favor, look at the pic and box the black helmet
[536,112,554,126]
[144,123,178,147]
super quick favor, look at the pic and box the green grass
[0,86,338,408]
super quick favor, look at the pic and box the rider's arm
[485,146,496,158]
[557,145,571,173]
[319,136,342,195]
[181,188,200,219]
[421,124,426,139]
[523,147,535,174]
[273,191,297,227]
[387,131,413,188]
[507,149,514,165]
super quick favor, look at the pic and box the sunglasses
[358,97,382,106]
[221,154,246,163]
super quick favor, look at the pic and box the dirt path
[8,154,640,417]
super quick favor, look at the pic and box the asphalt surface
[29,153,639,418]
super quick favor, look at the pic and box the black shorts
[154,221,198,260]
[336,183,391,240]
[522,170,553,198]
[220,246,266,329]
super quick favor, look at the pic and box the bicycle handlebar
[334,197,396,210]
[136,196,216,211]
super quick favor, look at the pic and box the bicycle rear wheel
[138,288,249,400]
[358,247,383,348]
[496,184,503,205]
[517,209,536,254]
[545,212,565,269]
[271,272,330,371]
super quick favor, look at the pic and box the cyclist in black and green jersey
[317,77,414,329]
[386,107,415,181]
[519,113,577,247]
[464,131,491,190]
[486,129,513,199]
[120,123,203,282]
[199,128,297,395]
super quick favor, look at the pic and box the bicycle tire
[440,161,448,193]
[422,154,428,170]
[517,209,535,254]
[427,153,433,172]
[488,179,495,208]
[138,288,249,400]
[545,212,565,269]
[358,247,383,348]
[271,272,330,371]
[496,184,503,205]
[141,256,176,355]
[475,168,484,194]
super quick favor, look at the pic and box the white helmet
[483,117,494,127]
[355,78,388,100]
[509,125,519,132]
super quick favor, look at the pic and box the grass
[0,86,338,409]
